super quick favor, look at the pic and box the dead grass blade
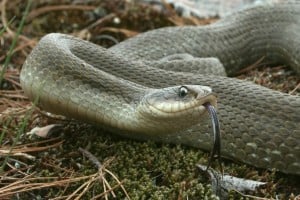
[0,174,96,198]
[27,5,96,22]
[99,27,138,38]
[0,137,64,155]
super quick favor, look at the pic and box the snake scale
[20,2,300,174]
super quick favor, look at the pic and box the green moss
[41,123,218,199]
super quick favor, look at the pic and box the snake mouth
[146,93,217,118]
[200,93,217,109]
[137,89,218,135]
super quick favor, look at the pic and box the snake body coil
[21,3,300,174]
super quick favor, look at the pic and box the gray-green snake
[20,2,300,175]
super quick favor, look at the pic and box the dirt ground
[0,0,299,199]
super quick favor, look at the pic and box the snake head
[137,85,217,134]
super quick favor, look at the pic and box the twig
[74,176,96,200]
[84,13,116,31]
[27,5,96,21]
[75,13,116,39]
[0,174,96,198]
[78,147,102,169]
[105,169,130,199]
[78,148,115,198]
[232,188,273,200]
[236,56,266,75]
[78,148,131,199]
[91,181,125,200]
[0,151,36,160]
[1,164,31,177]
[0,138,64,154]
[5,162,30,177]
[98,27,138,38]
[66,175,96,200]
[289,82,300,95]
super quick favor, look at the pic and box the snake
[20,2,300,175]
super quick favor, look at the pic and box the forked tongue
[203,102,222,173]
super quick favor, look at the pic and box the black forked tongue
[203,102,223,174]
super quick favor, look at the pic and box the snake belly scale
[20,2,300,174]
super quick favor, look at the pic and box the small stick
[78,148,131,199]
[78,147,101,169]
[289,82,300,95]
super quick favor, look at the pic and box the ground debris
[198,164,267,200]
[26,124,63,138]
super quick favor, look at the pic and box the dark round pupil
[179,86,188,97]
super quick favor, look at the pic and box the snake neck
[20,34,154,132]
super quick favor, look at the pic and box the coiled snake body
[21,3,300,174]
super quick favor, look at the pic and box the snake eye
[178,86,188,98]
